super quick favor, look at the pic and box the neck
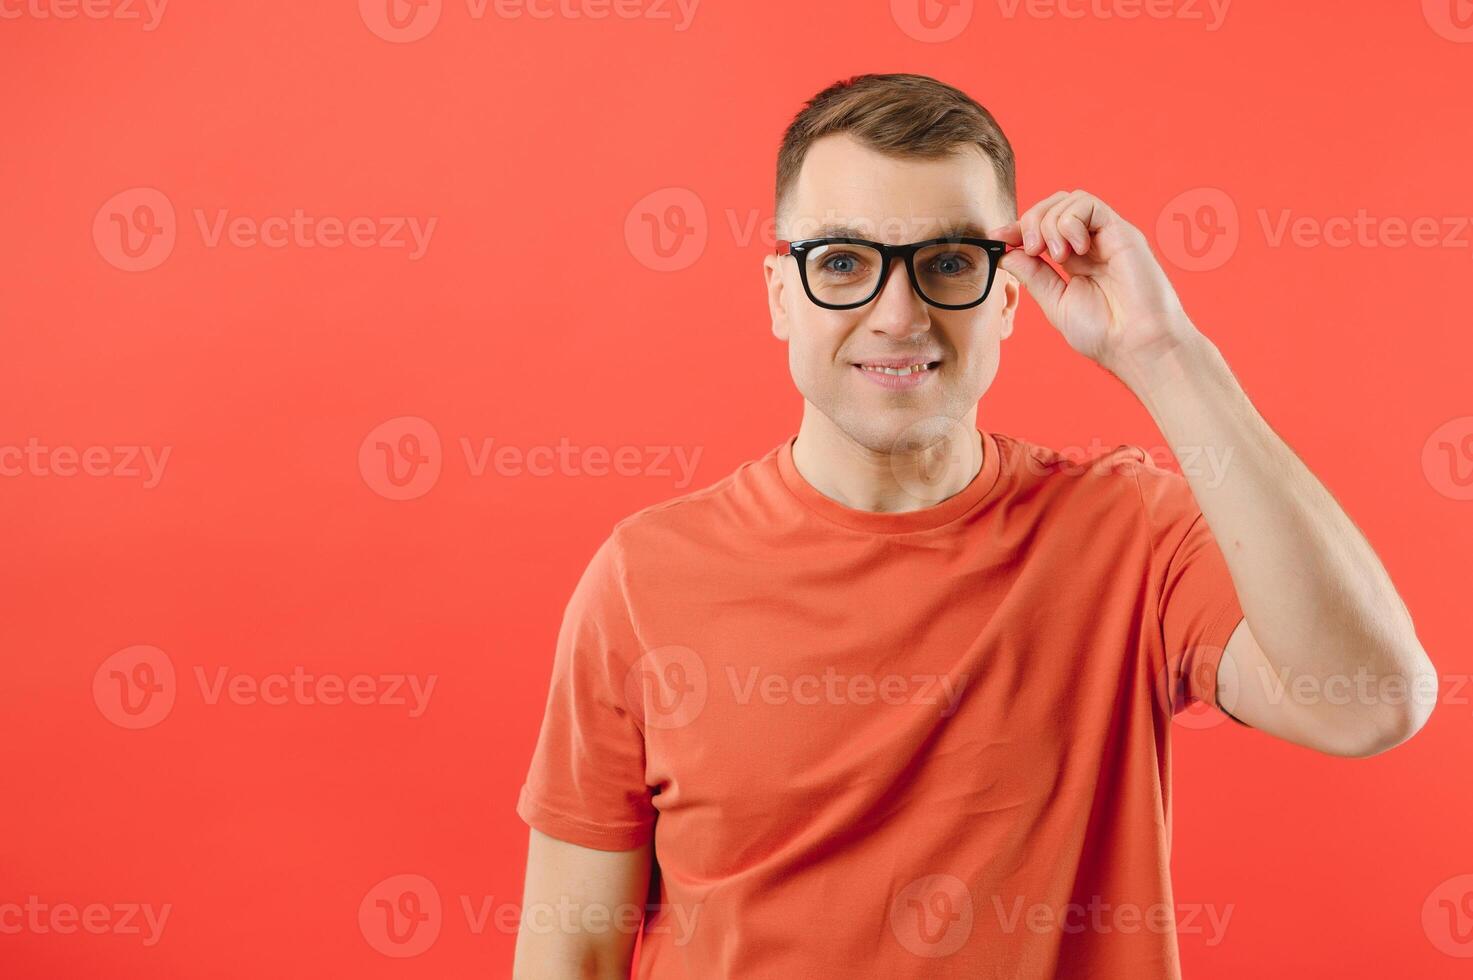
[790,402,984,514]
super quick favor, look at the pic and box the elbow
[1337,654,1439,759]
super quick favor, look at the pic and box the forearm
[1119,331,1436,737]
[512,943,632,980]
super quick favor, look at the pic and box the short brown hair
[775,73,1017,232]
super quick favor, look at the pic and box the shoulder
[993,430,1168,497]
[991,432,1208,570]
[599,442,784,558]
[990,432,1203,533]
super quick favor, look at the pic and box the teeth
[862,363,933,375]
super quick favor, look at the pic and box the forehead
[786,132,1005,243]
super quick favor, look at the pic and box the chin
[829,407,960,456]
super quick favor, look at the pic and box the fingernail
[1023,230,1039,251]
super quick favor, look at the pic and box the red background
[3,1,1472,976]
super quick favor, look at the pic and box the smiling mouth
[854,361,941,376]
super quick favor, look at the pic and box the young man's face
[764,133,1019,454]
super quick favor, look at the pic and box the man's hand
[988,190,1199,389]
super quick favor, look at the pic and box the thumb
[1000,250,1067,322]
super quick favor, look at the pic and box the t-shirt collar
[776,428,1003,534]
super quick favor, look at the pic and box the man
[512,73,1437,978]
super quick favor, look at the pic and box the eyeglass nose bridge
[866,243,928,309]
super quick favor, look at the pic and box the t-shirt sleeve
[1129,450,1247,720]
[516,529,657,850]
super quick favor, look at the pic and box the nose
[864,254,931,339]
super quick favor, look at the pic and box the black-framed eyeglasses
[775,235,1008,311]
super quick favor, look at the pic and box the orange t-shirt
[518,429,1245,979]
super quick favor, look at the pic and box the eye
[928,252,975,276]
[819,251,867,276]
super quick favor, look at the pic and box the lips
[856,361,937,376]
[853,355,941,373]
[853,358,941,390]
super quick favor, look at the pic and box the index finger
[985,221,1023,245]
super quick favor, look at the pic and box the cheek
[789,311,851,367]
[946,316,1006,390]
[945,312,999,361]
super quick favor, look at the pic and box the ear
[998,269,1020,340]
[763,254,791,342]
